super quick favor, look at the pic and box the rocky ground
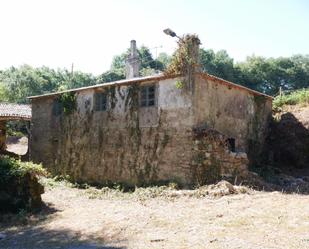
[0,179,309,249]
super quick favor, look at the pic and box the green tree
[199,49,236,82]
[0,65,96,103]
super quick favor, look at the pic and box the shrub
[0,156,46,213]
[273,88,309,110]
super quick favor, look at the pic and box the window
[94,92,107,111]
[227,138,236,152]
[140,85,156,107]
[52,99,63,116]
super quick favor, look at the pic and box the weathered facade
[29,72,272,187]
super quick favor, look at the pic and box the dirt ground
[6,136,28,155]
[1,180,309,249]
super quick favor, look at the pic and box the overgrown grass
[273,88,309,110]
[40,177,251,201]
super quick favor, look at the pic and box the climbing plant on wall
[58,92,77,115]
[164,34,201,91]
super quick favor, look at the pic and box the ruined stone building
[29,40,272,187]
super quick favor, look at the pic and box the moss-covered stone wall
[31,78,196,187]
[30,75,272,186]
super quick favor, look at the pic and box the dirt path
[6,136,28,155]
[1,182,309,249]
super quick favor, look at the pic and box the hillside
[258,89,309,187]
[268,104,309,175]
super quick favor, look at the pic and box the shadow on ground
[0,226,124,249]
[0,203,125,249]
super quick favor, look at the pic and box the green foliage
[199,50,309,96]
[100,45,169,83]
[0,156,45,213]
[157,52,171,68]
[0,156,46,184]
[0,46,308,102]
[273,88,309,109]
[58,92,77,115]
[175,80,184,89]
[0,65,96,103]
[199,49,235,81]
[140,67,157,77]
[234,55,309,95]
[165,34,201,76]
[6,120,28,137]
[96,70,125,83]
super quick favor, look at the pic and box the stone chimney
[184,35,201,92]
[188,36,201,73]
[126,40,140,79]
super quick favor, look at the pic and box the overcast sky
[0,0,308,75]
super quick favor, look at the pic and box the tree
[0,65,96,103]
[199,49,236,82]
[101,45,169,82]
[234,55,309,95]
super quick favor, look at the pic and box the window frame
[139,84,157,108]
[52,98,63,116]
[94,92,108,112]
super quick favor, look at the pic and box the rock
[207,180,236,196]
[205,152,211,158]
[235,152,248,159]
[229,152,237,158]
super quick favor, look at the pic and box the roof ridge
[28,72,272,100]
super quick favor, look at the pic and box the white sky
[0,0,308,75]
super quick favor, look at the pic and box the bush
[0,156,46,213]
[273,88,309,110]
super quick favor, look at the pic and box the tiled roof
[0,103,31,120]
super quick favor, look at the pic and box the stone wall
[31,78,197,187]
[192,127,249,185]
[193,74,272,164]
[30,74,272,186]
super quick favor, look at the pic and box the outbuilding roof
[0,103,31,120]
[28,72,272,100]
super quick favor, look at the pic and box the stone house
[29,40,272,187]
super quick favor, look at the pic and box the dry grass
[1,178,309,249]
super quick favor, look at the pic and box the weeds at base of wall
[40,174,184,192]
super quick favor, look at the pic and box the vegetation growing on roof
[164,34,201,76]
[164,34,201,91]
